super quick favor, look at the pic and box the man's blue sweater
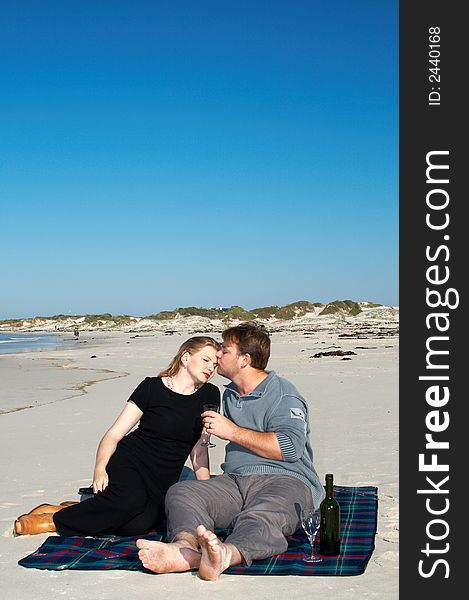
[221,371,325,509]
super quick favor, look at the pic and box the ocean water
[0,332,72,355]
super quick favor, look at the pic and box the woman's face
[184,346,218,384]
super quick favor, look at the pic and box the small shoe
[27,501,78,515]
[14,513,57,536]
[27,504,62,516]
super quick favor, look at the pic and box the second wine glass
[301,508,321,563]
[201,403,219,448]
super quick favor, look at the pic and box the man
[136,322,325,580]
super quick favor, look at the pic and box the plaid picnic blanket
[18,486,377,576]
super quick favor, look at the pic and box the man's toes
[203,531,214,544]
[139,555,150,569]
[197,525,218,546]
[206,533,218,546]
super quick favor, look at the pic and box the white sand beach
[0,321,398,599]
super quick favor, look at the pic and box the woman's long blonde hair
[159,336,220,377]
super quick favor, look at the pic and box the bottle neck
[325,475,334,497]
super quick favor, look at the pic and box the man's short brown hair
[222,321,271,370]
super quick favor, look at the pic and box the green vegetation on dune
[319,300,361,316]
[146,306,256,321]
[225,306,256,320]
[0,299,378,327]
[146,311,178,321]
[273,300,320,320]
[82,314,135,327]
[177,307,224,319]
[0,319,25,327]
[251,305,279,319]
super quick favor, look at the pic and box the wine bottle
[319,473,341,555]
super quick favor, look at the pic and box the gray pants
[165,473,314,566]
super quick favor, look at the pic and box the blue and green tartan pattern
[18,486,378,576]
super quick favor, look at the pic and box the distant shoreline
[0,332,74,356]
[0,331,114,356]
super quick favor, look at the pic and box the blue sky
[1,1,398,319]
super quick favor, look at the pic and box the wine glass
[301,508,321,563]
[201,403,219,448]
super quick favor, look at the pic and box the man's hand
[202,410,282,460]
[202,410,239,441]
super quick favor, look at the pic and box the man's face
[216,341,244,380]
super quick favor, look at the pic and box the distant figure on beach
[74,326,79,339]
[136,322,325,581]
[14,336,220,536]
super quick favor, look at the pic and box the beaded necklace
[166,376,199,394]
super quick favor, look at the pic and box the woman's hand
[92,468,109,493]
[91,401,143,494]
[190,435,210,480]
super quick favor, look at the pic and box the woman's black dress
[54,377,220,536]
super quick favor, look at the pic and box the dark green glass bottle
[320,473,341,555]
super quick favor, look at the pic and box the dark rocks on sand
[309,350,357,359]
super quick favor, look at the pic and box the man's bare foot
[136,539,201,574]
[197,525,232,581]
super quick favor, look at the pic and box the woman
[15,336,220,536]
